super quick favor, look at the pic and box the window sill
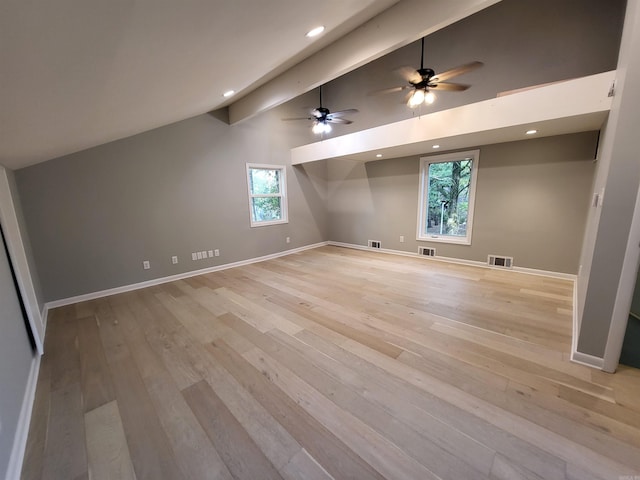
[417,235,471,246]
[250,219,289,228]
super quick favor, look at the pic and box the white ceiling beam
[290,71,615,164]
[228,0,502,124]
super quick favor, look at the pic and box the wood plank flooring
[20,245,640,479]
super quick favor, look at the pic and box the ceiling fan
[283,85,358,134]
[371,37,483,108]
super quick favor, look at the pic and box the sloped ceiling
[0,0,501,169]
[0,0,397,168]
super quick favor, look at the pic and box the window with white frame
[246,164,288,227]
[417,150,479,245]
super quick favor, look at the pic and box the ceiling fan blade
[430,82,470,91]
[329,108,359,118]
[431,61,483,82]
[368,86,408,96]
[367,85,411,97]
[281,117,313,121]
[396,66,422,84]
[327,117,352,125]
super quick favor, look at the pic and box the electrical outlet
[171,256,178,264]
[196,252,203,260]
[400,235,405,243]
[214,249,220,257]
[208,250,214,258]
[191,252,197,261]
[200,250,207,258]
[286,236,291,244]
[143,260,150,270]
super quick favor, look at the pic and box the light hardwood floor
[20,245,640,480]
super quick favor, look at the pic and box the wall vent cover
[368,240,381,249]
[488,254,513,268]
[419,247,436,257]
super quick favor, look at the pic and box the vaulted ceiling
[0,0,500,169]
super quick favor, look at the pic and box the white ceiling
[0,0,399,169]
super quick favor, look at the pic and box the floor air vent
[419,247,436,257]
[368,240,381,249]
[488,255,513,268]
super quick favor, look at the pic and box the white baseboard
[328,241,577,281]
[512,265,576,281]
[5,354,41,480]
[570,274,604,370]
[45,242,329,309]
[571,350,605,369]
[330,241,488,266]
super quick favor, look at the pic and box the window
[246,164,288,227]
[417,150,479,245]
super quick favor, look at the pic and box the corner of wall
[0,166,45,354]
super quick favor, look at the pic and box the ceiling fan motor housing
[313,107,331,120]
[415,68,436,89]
[419,68,435,79]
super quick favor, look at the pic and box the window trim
[246,163,288,228]
[416,149,479,245]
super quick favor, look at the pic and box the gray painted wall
[328,132,597,274]
[16,110,328,302]
[0,221,35,478]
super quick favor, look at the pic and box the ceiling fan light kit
[408,89,425,107]
[408,88,436,108]
[425,90,436,104]
[312,121,332,134]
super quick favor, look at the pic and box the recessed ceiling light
[376,154,383,158]
[306,26,325,38]
[526,129,538,135]
[223,90,235,98]
[432,144,440,149]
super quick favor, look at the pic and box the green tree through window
[418,151,479,244]
[246,165,288,226]
[427,159,471,236]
